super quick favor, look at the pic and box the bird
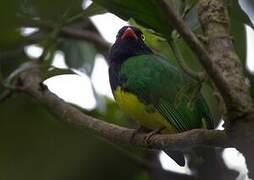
[108,26,215,133]
[108,26,216,167]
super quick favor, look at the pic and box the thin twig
[0,89,13,102]
[38,25,63,63]
[168,39,206,81]
[157,0,253,118]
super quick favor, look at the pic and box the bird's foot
[130,126,150,143]
[144,127,165,144]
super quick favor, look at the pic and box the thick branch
[198,0,253,120]
[157,0,253,120]
[196,4,254,174]
[16,65,226,151]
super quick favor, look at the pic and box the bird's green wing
[156,102,192,132]
[119,54,214,132]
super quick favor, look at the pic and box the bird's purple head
[108,26,152,66]
[116,26,143,42]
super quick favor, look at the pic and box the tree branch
[12,63,227,151]
[157,0,253,120]
[168,39,206,81]
[23,19,111,55]
[0,89,12,102]
[197,0,254,120]
[60,27,110,53]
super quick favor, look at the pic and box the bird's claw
[144,127,165,144]
[130,126,150,143]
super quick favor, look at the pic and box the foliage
[0,0,254,179]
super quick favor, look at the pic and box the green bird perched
[108,26,215,134]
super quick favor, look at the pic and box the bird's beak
[120,27,138,40]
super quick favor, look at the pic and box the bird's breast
[113,86,175,133]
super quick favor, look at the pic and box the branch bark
[156,2,254,176]
[23,19,111,55]
[197,0,254,177]
[0,89,12,102]
[198,0,253,121]
[157,0,253,121]
[13,63,226,152]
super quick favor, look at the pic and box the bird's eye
[141,34,145,41]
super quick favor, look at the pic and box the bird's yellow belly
[113,87,176,133]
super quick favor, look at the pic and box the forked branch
[157,0,253,120]
[8,64,227,151]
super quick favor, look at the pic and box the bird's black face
[108,26,152,67]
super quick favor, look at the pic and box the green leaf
[185,0,198,9]
[128,19,175,63]
[229,1,247,64]
[231,0,254,28]
[93,0,175,39]
[67,2,107,23]
[201,81,224,125]
[174,37,203,71]
[183,4,200,32]
[173,0,200,32]
[0,0,84,54]
[18,0,83,23]
[44,67,74,79]
[82,2,107,16]
[174,37,223,122]
[61,40,97,76]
